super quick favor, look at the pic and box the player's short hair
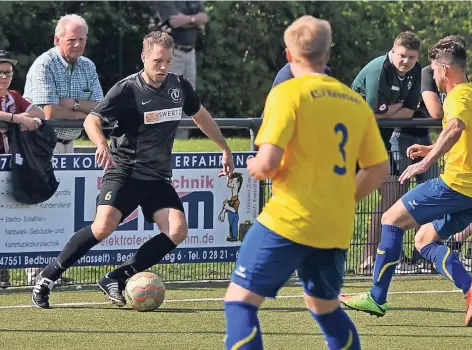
[142,31,174,53]
[55,14,88,37]
[283,15,331,66]
[428,39,467,69]
[393,32,421,52]
[439,35,466,49]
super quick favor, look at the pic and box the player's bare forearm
[422,119,465,166]
[248,164,277,181]
[388,108,414,119]
[247,144,284,180]
[83,114,107,148]
[43,104,88,120]
[192,107,231,153]
[355,160,390,202]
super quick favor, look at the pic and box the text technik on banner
[0,153,259,268]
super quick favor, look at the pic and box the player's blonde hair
[55,14,88,37]
[284,16,331,66]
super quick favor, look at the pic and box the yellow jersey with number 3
[440,83,472,198]
[256,74,388,249]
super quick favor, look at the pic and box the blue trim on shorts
[401,177,472,238]
[230,221,346,300]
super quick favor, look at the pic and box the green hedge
[1,1,471,117]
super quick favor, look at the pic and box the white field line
[0,289,461,309]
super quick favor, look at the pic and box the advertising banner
[0,153,259,268]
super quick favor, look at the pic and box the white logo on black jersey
[169,88,181,103]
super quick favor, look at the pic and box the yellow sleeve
[255,84,296,149]
[444,91,471,127]
[358,108,389,168]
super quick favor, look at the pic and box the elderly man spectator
[23,14,103,284]
[154,1,208,139]
[24,13,103,153]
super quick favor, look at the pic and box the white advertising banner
[0,153,259,268]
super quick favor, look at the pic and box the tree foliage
[2,1,472,117]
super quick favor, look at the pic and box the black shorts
[97,177,185,223]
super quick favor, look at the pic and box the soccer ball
[125,272,166,312]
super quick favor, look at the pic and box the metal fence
[2,118,469,289]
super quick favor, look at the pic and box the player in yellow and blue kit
[223,16,390,350]
[341,38,472,327]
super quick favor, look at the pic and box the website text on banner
[0,153,259,268]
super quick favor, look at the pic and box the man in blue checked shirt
[23,14,103,285]
[24,14,103,155]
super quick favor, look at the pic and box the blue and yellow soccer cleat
[339,292,387,317]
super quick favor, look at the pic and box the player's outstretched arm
[192,106,234,177]
[83,113,114,169]
[399,119,465,184]
[406,143,434,159]
[421,118,464,165]
[356,108,391,201]
[84,114,106,147]
[355,161,390,202]
[246,144,283,181]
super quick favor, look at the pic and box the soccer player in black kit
[32,31,235,309]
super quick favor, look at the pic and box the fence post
[249,127,256,152]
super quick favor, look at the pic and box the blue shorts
[401,177,472,238]
[231,221,346,300]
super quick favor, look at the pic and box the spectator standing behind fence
[24,14,104,153]
[0,50,44,288]
[23,14,104,285]
[153,1,208,139]
[351,32,422,274]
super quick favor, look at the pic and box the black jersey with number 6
[91,71,201,181]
